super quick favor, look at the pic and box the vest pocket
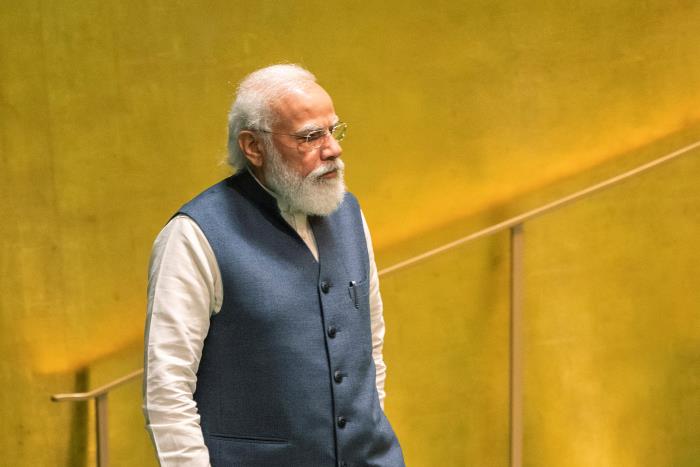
[208,433,289,444]
[348,278,370,310]
[207,433,293,467]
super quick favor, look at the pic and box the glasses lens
[298,123,348,151]
[299,129,325,151]
[331,123,347,142]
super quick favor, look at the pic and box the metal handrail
[51,369,143,402]
[51,139,699,467]
[378,139,700,276]
[52,368,144,467]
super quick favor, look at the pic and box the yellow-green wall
[381,152,700,467]
[1,1,698,465]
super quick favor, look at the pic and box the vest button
[334,370,344,383]
[337,416,347,428]
[320,281,330,293]
[327,326,337,338]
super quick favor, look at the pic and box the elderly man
[143,64,405,467]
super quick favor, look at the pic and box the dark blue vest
[179,171,404,467]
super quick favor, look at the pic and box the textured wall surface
[381,153,700,467]
[1,0,699,465]
[520,155,700,467]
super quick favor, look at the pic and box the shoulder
[341,190,361,211]
[321,190,365,239]
[179,177,237,214]
[152,215,210,259]
[323,191,362,227]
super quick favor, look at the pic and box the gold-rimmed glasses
[256,122,348,152]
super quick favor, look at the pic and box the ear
[238,131,265,168]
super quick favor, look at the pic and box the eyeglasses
[256,122,348,152]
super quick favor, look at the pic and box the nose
[320,132,342,160]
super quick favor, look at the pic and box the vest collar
[226,168,281,218]
[226,168,319,243]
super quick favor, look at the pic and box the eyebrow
[293,117,340,136]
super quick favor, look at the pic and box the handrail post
[95,393,109,467]
[510,224,524,467]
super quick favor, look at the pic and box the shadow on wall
[66,369,88,467]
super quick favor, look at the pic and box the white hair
[226,64,317,171]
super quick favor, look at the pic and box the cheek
[299,157,321,178]
[276,145,310,177]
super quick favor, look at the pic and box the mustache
[307,158,345,180]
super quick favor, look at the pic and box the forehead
[271,83,337,131]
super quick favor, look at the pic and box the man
[143,64,405,467]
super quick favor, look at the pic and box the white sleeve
[360,211,387,410]
[143,215,222,467]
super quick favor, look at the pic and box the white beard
[262,142,346,216]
